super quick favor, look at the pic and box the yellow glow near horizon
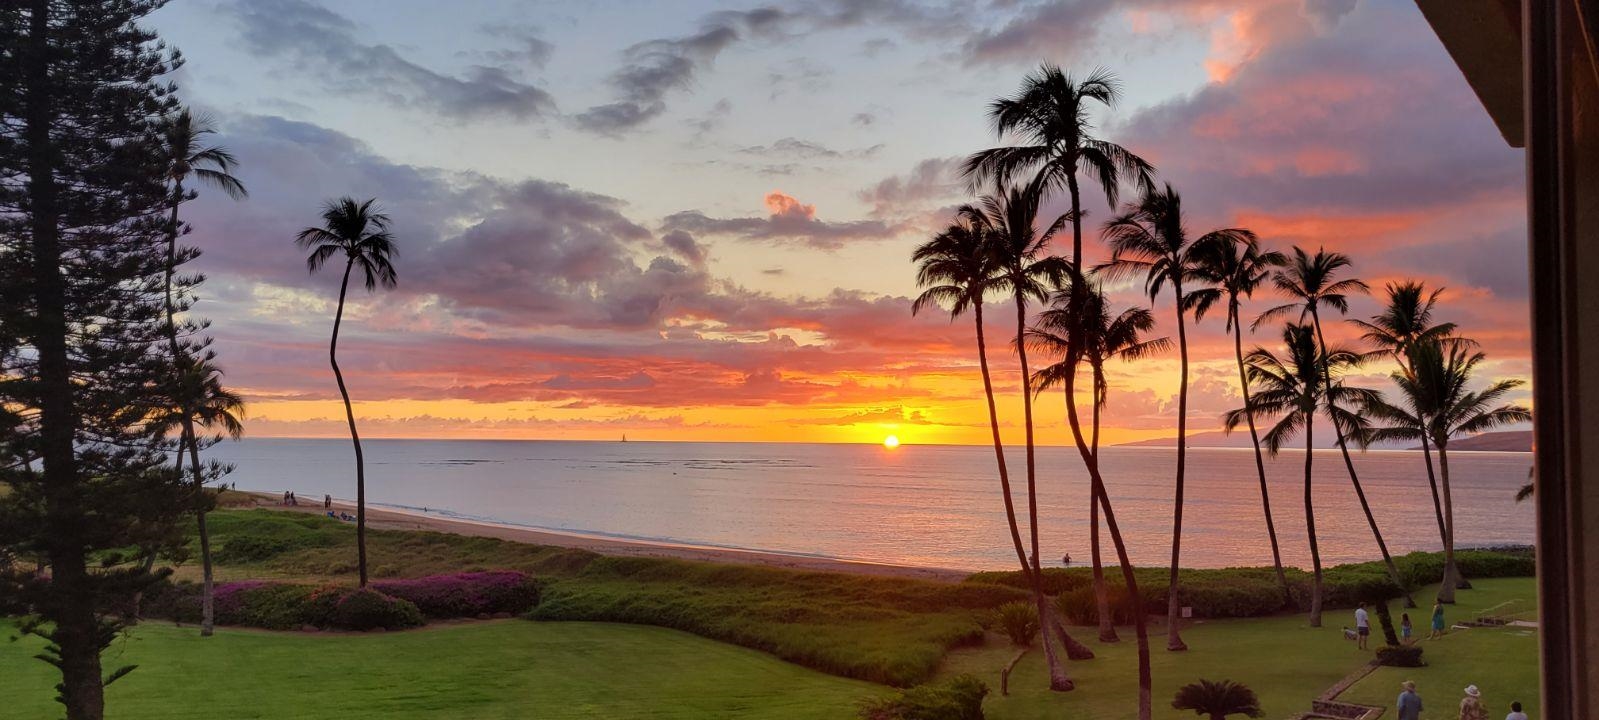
[883,435,900,449]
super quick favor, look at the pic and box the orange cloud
[764,191,816,220]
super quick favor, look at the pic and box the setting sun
[882,435,900,449]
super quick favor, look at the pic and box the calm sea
[207,439,1534,572]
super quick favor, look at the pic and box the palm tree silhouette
[963,64,1154,270]
[1188,233,1291,605]
[1225,324,1362,626]
[958,183,1090,688]
[1102,183,1243,651]
[1258,247,1415,607]
[1366,340,1530,602]
[1353,282,1471,594]
[296,197,398,588]
[1171,679,1265,720]
[1032,270,1164,719]
[159,108,247,636]
[911,217,1035,630]
[1033,269,1168,645]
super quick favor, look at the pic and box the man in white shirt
[1355,603,1371,649]
[1506,700,1529,720]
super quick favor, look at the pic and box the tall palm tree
[1171,679,1265,720]
[1033,270,1169,645]
[1258,247,1415,607]
[959,183,1089,688]
[159,108,246,636]
[1352,282,1469,592]
[963,64,1154,269]
[1033,272,1164,719]
[1365,341,1530,602]
[296,197,398,588]
[911,217,1035,634]
[1188,234,1291,604]
[1224,324,1360,626]
[1101,184,1242,651]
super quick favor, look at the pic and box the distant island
[1116,429,1532,452]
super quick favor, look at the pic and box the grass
[1339,577,1541,720]
[0,620,883,720]
[6,505,1539,719]
[174,508,1027,685]
[935,577,1539,720]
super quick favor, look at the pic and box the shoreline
[236,492,970,583]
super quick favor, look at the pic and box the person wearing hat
[1460,685,1488,720]
[1396,680,1423,720]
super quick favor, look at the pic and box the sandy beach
[237,492,968,583]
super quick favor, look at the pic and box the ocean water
[207,438,1535,572]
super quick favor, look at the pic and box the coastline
[236,492,969,583]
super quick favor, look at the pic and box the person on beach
[1505,701,1528,720]
[1355,603,1371,649]
[324,494,332,509]
[1432,599,1448,639]
[1396,681,1423,720]
[1401,612,1414,644]
[282,490,290,505]
[1460,685,1487,720]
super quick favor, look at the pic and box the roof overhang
[1415,0,1525,147]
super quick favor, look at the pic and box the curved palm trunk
[330,259,369,587]
[1310,313,1415,607]
[1417,433,1459,601]
[1304,412,1324,627]
[974,303,1071,690]
[1064,356,1152,719]
[1166,284,1190,651]
[1436,442,1467,597]
[163,179,215,635]
[1230,304,1290,605]
[1089,363,1118,642]
[1013,293,1089,684]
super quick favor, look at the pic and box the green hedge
[965,549,1534,621]
[858,675,988,720]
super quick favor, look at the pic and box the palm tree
[1172,679,1265,720]
[958,183,1090,688]
[1258,247,1415,607]
[1352,281,1470,592]
[963,64,1154,269]
[296,197,398,588]
[1033,270,1168,645]
[158,108,246,636]
[1224,324,1358,626]
[1101,183,1242,651]
[911,217,1035,634]
[1366,341,1530,602]
[1188,233,1292,604]
[1033,271,1164,719]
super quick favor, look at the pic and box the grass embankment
[0,620,880,720]
[186,509,1027,686]
[948,576,1538,720]
[1338,578,1540,720]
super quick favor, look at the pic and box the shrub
[372,571,541,618]
[327,587,423,631]
[858,675,988,720]
[1375,645,1425,667]
[993,601,1037,646]
[1056,583,1142,625]
[214,536,294,564]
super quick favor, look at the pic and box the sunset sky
[148,0,1530,445]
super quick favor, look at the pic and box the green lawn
[1,620,882,720]
[939,578,1539,720]
[1339,578,1540,720]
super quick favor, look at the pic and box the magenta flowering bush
[372,571,542,619]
